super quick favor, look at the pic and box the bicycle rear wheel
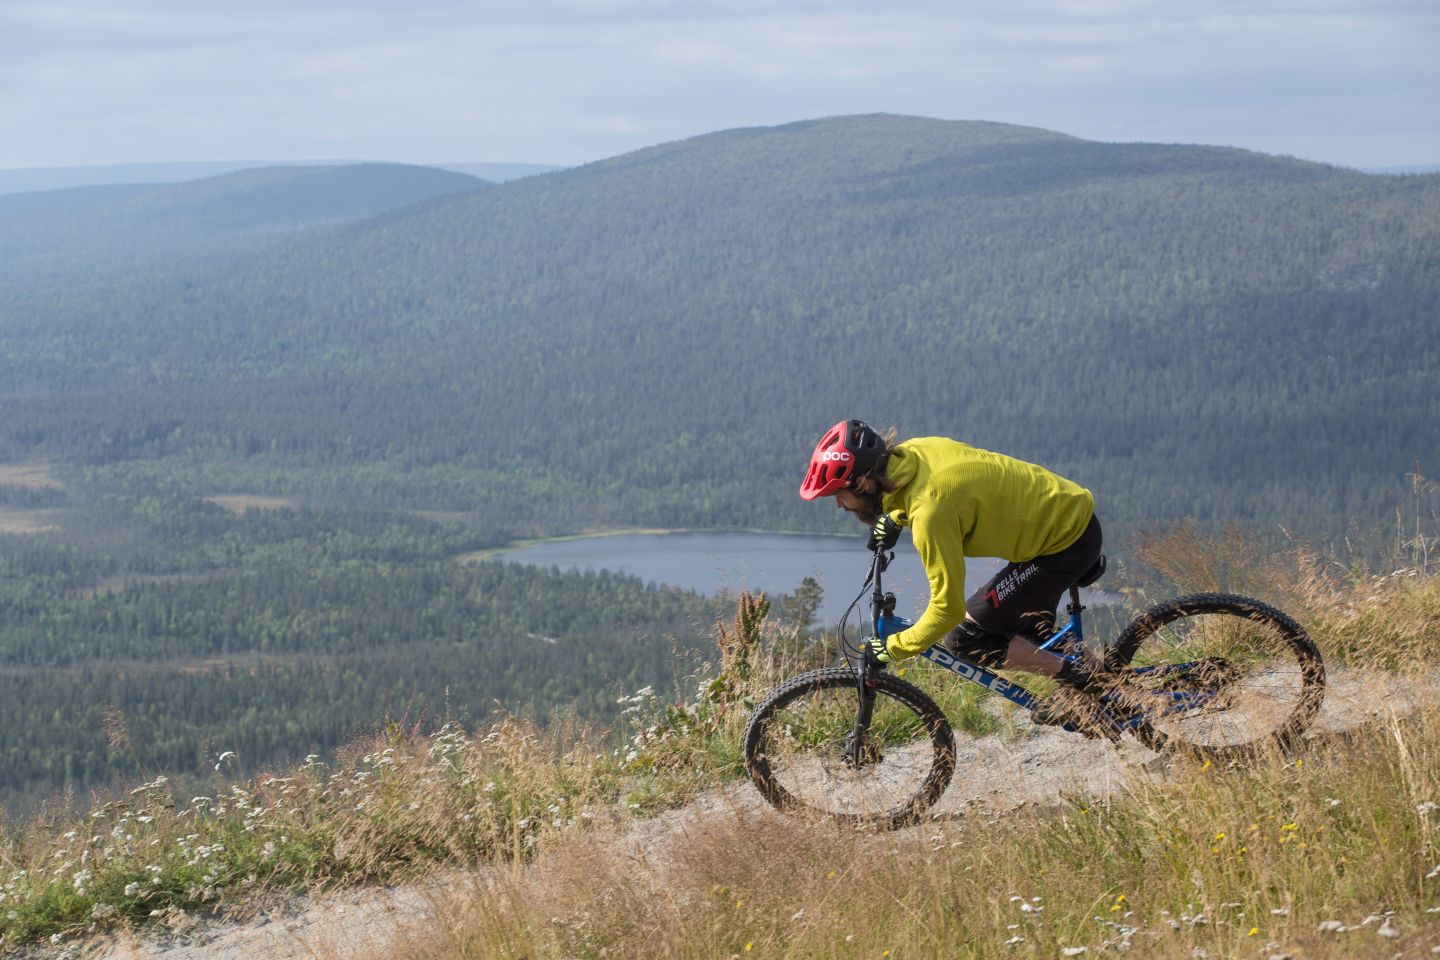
[1104,593,1325,758]
[743,666,955,828]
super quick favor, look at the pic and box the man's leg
[965,517,1106,726]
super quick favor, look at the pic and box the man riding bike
[800,419,1107,728]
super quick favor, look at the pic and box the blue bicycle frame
[863,550,1198,734]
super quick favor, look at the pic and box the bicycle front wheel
[1104,593,1325,758]
[743,667,955,829]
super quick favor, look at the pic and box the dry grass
[1134,523,1440,671]
[347,703,1440,960]
[0,461,64,491]
[5,528,1440,957]
[0,717,626,951]
[0,508,61,535]
[328,530,1440,960]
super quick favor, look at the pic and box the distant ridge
[0,159,562,196]
[0,163,487,291]
[2,114,1437,541]
[0,160,345,195]
[1361,163,1440,175]
[437,162,565,181]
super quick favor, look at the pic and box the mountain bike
[742,545,1326,828]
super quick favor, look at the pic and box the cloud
[1,0,1436,167]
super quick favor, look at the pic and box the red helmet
[799,419,887,500]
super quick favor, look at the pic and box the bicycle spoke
[1108,595,1324,756]
[745,667,954,826]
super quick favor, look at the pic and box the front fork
[843,677,880,767]
[844,583,903,766]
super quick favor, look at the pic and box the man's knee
[945,620,1009,669]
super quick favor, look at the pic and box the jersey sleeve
[884,507,968,659]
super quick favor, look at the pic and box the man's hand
[866,514,901,552]
[864,634,892,671]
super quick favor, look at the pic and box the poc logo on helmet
[821,451,852,462]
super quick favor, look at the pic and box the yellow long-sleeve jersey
[878,437,1094,660]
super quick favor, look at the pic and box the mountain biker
[799,419,1107,728]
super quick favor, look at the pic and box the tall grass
[349,701,1440,959]
[1,531,1437,957]
[0,718,625,950]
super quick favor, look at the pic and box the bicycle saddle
[1074,554,1106,588]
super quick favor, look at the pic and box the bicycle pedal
[1066,720,1121,743]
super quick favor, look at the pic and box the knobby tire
[743,667,955,829]
[1104,592,1325,759]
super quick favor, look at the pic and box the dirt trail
[40,671,1429,960]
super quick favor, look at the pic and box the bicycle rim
[743,667,955,828]
[1106,593,1325,758]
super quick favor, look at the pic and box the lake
[492,530,1004,625]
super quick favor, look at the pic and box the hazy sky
[3,0,1437,169]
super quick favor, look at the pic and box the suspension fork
[841,656,885,767]
[846,547,890,763]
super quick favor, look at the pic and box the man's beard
[848,490,883,527]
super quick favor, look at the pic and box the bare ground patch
[204,495,301,515]
[406,510,478,525]
[0,460,64,490]
[0,507,64,534]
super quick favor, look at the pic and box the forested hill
[4,114,1439,542]
[0,163,488,293]
[2,113,1438,809]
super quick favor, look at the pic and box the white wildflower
[91,903,117,920]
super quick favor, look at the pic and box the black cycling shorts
[959,514,1103,649]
